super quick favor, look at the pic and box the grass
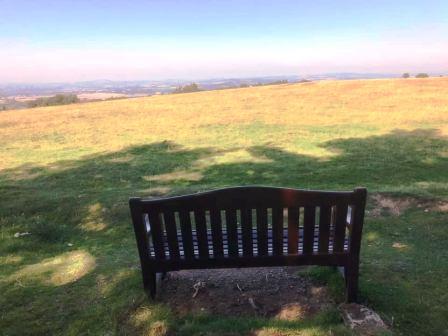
[1,77,448,335]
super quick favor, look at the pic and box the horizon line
[3,71,448,86]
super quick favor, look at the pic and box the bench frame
[130,186,367,302]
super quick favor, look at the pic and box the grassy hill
[1,78,448,335]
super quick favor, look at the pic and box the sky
[1,0,447,83]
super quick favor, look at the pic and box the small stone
[340,303,388,336]
[392,242,408,249]
[14,232,31,238]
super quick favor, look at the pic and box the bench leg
[345,263,359,303]
[143,271,157,300]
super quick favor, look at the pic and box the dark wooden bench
[130,186,367,302]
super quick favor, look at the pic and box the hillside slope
[1,78,448,171]
[1,78,448,335]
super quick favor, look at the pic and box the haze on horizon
[1,0,447,84]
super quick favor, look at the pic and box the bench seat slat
[148,228,349,259]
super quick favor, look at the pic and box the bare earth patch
[370,194,411,217]
[370,194,448,217]
[158,267,333,319]
[434,201,448,212]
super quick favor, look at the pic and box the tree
[415,73,429,78]
[267,79,288,85]
[402,73,410,78]
[173,83,201,94]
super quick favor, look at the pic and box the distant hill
[0,73,406,98]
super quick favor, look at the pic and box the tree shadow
[0,129,447,335]
[196,128,448,191]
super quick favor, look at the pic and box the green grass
[1,79,448,335]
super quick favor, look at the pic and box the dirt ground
[369,194,448,217]
[158,266,333,320]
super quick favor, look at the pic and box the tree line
[402,73,430,78]
[172,79,291,94]
[27,94,80,108]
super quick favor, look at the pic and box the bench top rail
[131,186,364,211]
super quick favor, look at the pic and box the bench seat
[149,228,349,258]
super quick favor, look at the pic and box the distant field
[77,92,148,101]
[1,78,448,335]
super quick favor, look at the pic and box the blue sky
[1,0,447,82]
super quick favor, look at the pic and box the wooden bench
[130,186,367,302]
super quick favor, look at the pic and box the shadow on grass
[0,129,447,335]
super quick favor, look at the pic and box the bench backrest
[130,186,367,267]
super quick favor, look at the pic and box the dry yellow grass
[1,77,448,171]
[7,250,96,286]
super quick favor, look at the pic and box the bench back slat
[287,207,299,254]
[256,207,268,256]
[164,211,180,259]
[210,209,224,257]
[303,206,316,255]
[225,208,239,257]
[318,205,331,253]
[194,209,209,259]
[333,204,349,253]
[241,208,253,257]
[179,210,194,260]
[148,211,166,260]
[272,207,284,256]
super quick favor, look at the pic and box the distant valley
[0,72,419,110]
